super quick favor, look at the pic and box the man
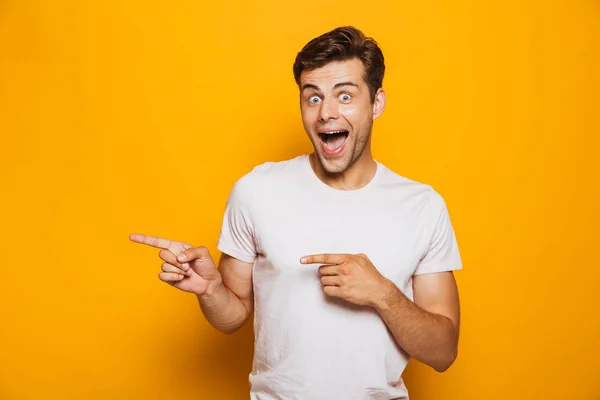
[130,26,462,400]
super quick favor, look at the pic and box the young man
[131,26,462,400]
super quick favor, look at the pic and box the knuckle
[180,248,191,258]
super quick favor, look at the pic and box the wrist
[197,275,223,299]
[371,278,402,311]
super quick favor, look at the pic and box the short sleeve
[414,189,463,275]
[216,176,258,264]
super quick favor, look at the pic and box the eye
[308,95,321,104]
[339,93,352,102]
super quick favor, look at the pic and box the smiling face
[299,58,385,175]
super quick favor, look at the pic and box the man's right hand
[129,234,222,296]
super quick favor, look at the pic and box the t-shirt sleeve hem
[217,241,257,264]
[412,264,462,276]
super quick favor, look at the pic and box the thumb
[177,246,211,263]
[177,247,217,277]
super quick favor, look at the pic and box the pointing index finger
[300,254,346,265]
[129,234,173,250]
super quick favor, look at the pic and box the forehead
[300,58,366,89]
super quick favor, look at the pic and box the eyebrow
[301,81,359,92]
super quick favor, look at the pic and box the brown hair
[293,26,385,103]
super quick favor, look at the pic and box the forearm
[196,280,250,334]
[373,280,458,372]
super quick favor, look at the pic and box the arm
[373,271,460,372]
[198,170,258,334]
[197,252,254,334]
[373,189,462,371]
[300,253,461,372]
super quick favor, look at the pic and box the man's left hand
[300,253,392,307]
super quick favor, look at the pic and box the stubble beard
[314,123,372,176]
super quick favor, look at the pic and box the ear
[372,88,386,120]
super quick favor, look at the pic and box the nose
[319,97,339,122]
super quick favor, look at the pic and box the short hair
[293,26,385,103]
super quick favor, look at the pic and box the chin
[316,152,351,175]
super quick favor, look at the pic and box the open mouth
[318,130,349,155]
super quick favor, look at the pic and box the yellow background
[1,1,599,399]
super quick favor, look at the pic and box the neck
[309,149,377,191]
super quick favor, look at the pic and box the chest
[252,190,431,284]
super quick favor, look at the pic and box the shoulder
[376,162,450,217]
[229,155,306,196]
[250,155,306,177]
[377,162,426,191]
[236,155,306,186]
[376,162,438,200]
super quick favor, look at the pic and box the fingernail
[177,254,185,261]
[300,257,307,263]
[182,263,189,271]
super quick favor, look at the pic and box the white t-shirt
[217,154,463,400]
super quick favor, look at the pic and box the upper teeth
[323,130,345,135]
